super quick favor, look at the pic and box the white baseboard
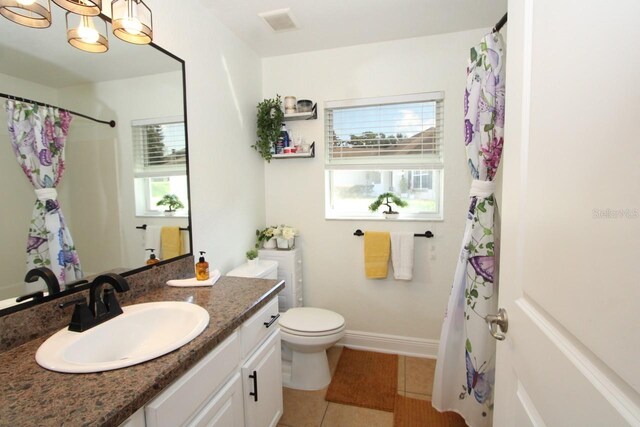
[336,330,439,359]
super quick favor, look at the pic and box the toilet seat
[279,307,345,336]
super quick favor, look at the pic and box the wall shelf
[283,104,317,121]
[272,142,315,159]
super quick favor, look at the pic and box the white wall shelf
[283,104,317,121]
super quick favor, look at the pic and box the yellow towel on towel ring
[364,231,390,279]
[161,226,183,260]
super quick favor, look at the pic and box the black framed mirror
[0,7,192,316]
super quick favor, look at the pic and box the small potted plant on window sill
[368,192,408,219]
[156,194,184,216]
[246,248,259,265]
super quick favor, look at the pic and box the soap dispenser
[195,251,209,280]
[146,248,160,265]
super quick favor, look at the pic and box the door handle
[249,371,258,402]
[486,308,508,341]
[263,314,280,328]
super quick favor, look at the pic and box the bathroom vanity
[0,274,284,427]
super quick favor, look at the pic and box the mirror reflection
[0,7,191,311]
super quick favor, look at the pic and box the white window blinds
[325,92,444,169]
[132,117,186,178]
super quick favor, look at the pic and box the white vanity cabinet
[258,248,303,311]
[121,297,282,427]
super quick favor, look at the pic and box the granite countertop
[0,276,284,427]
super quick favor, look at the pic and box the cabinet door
[187,373,244,427]
[241,330,283,427]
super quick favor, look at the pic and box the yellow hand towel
[161,226,183,260]
[364,231,390,279]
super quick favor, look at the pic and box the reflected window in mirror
[133,117,189,217]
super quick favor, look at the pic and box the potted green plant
[256,226,277,249]
[156,194,184,216]
[368,192,408,219]
[246,248,259,264]
[252,95,284,162]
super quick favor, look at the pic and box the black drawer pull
[263,313,280,328]
[249,370,258,402]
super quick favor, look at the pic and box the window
[325,92,444,220]
[132,117,189,216]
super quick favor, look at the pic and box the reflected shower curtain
[432,33,505,427]
[6,100,82,285]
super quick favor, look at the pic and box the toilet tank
[226,260,278,279]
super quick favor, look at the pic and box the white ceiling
[201,0,508,57]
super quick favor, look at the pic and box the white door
[494,0,640,425]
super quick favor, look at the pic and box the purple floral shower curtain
[432,32,505,427]
[6,100,82,285]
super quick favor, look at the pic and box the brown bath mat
[325,347,398,412]
[394,395,467,427]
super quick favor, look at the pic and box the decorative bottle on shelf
[275,123,290,154]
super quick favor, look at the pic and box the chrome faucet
[24,267,60,295]
[60,273,130,332]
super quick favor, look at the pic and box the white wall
[144,0,264,274]
[60,71,186,269]
[262,29,489,340]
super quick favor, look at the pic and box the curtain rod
[0,92,116,128]
[493,12,508,33]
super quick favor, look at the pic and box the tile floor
[277,346,437,427]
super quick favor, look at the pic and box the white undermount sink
[36,301,210,373]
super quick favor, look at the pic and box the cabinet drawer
[241,297,279,358]
[145,332,241,427]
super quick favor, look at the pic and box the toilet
[227,259,345,391]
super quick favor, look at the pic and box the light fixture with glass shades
[53,0,101,16]
[0,0,152,53]
[66,12,108,53]
[111,0,151,45]
[0,0,52,28]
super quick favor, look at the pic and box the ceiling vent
[258,8,299,33]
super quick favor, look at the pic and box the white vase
[247,258,258,265]
[384,212,399,219]
[276,237,295,250]
[164,210,176,217]
[263,238,276,249]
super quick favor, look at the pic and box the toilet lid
[279,307,345,333]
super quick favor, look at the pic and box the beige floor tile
[405,392,430,401]
[321,403,394,427]
[280,387,329,427]
[397,355,406,392]
[327,346,343,377]
[405,357,437,396]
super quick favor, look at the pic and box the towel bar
[136,224,190,231]
[353,229,434,238]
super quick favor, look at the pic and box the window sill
[135,213,189,219]
[325,215,443,222]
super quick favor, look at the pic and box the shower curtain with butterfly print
[6,100,82,286]
[432,32,505,427]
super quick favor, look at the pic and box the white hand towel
[390,232,415,280]
[167,270,221,287]
[144,225,162,262]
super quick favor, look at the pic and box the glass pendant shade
[52,0,101,16]
[111,0,151,44]
[0,0,51,28]
[66,12,108,53]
